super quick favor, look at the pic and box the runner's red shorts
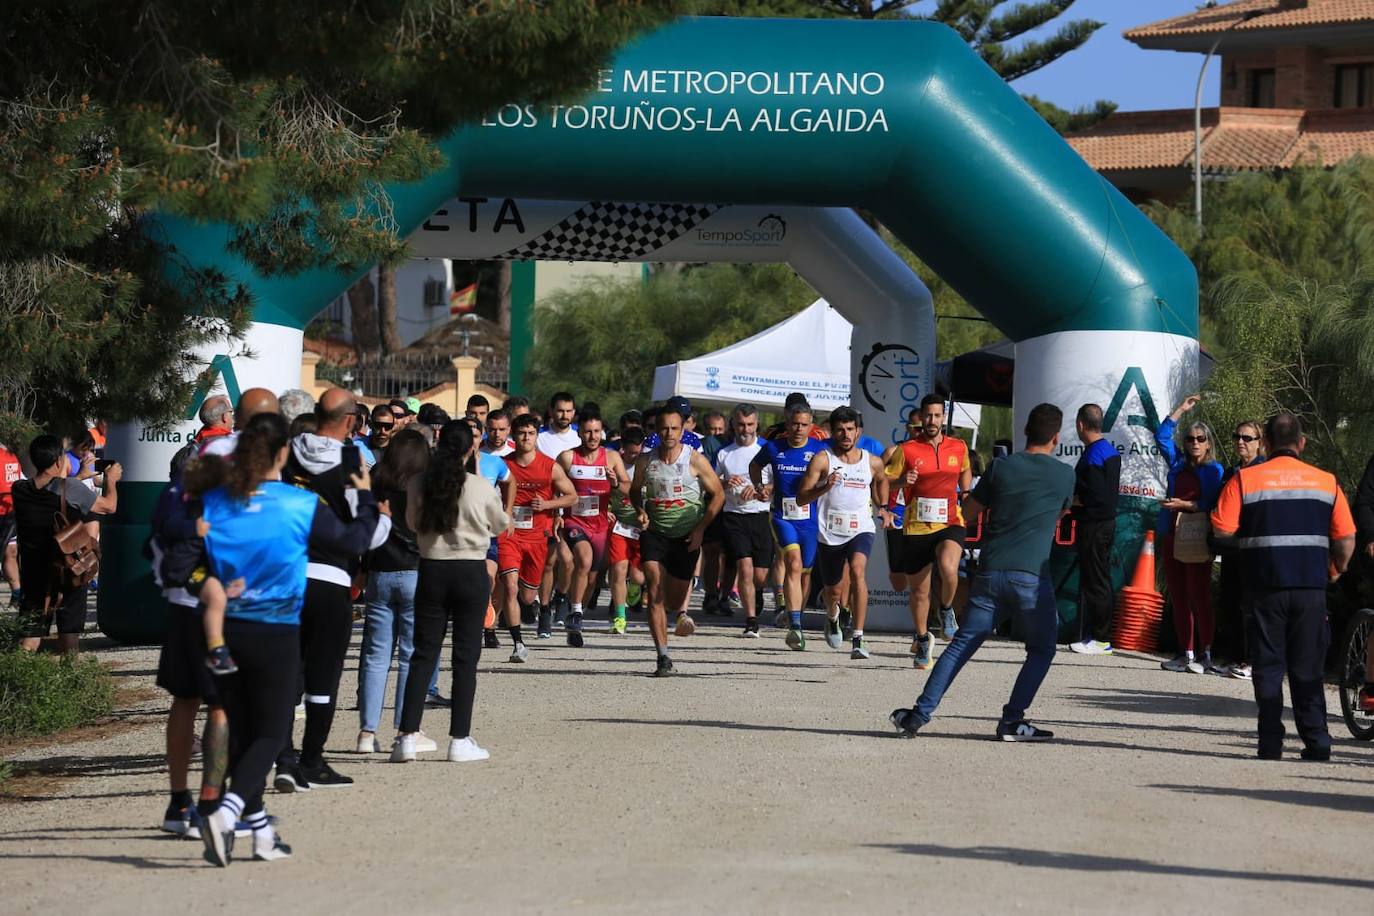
[608,531,641,568]
[498,531,550,591]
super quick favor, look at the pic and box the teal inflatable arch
[103,17,1198,642]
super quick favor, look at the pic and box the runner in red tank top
[497,415,576,662]
[0,442,23,598]
[557,413,631,647]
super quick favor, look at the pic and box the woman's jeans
[357,569,418,733]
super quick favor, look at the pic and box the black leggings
[400,559,488,739]
[219,620,299,818]
[279,579,353,768]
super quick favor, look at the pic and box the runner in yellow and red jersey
[884,394,972,670]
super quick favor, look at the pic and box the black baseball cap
[665,396,692,418]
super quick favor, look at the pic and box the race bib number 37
[915,497,948,524]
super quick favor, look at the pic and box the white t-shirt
[537,427,580,460]
[715,440,771,515]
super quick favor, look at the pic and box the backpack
[51,482,99,591]
[168,439,200,479]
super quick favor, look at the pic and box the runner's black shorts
[722,512,775,567]
[639,529,700,582]
[702,512,726,546]
[892,526,966,576]
[817,532,875,588]
[0,513,14,546]
[156,603,221,705]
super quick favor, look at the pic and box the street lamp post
[1194,11,1264,233]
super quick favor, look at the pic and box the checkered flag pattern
[500,202,722,261]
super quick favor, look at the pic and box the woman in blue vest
[198,411,381,868]
[1155,396,1225,675]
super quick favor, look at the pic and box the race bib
[612,521,641,540]
[782,497,810,521]
[915,497,948,524]
[825,510,862,537]
[654,479,685,499]
[573,495,601,517]
[513,505,535,530]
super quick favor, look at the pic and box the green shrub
[0,650,115,738]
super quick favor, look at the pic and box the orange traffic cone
[1112,530,1165,653]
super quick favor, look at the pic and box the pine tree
[0,1,679,443]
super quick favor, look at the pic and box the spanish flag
[449,281,478,316]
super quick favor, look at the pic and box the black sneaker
[1301,746,1331,762]
[653,655,675,677]
[537,605,553,639]
[890,708,922,739]
[837,606,852,632]
[742,617,760,639]
[703,593,722,615]
[996,720,1054,742]
[566,611,584,648]
[426,689,450,708]
[205,645,238,676]
[552,592,570,628]
[273,765,312,793]
[483,628,500,649]
[300,760,354,788]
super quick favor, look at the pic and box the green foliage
[1148,160,1374,484]
[0,1,680,438]
[1022,94,1117,135]
[0,650,115,738]
[525,264,814,419]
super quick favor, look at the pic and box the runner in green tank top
[630,407,723,677]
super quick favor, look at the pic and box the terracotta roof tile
[1066,106,1374,172]
[1126,0,1374,40]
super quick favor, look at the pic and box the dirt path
[3,612,1371,914]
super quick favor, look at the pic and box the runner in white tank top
[797,407,891,659]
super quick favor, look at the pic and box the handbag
[1173,511,1213,564]
[52,482,100,590]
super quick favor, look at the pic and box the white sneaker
[1228,663,1253,680]
[1070,639,1113,656]
[252,825,292,861]
[509,642,528,663]
[1185,657,1206,674]
[447,737,490,762]
[413,731,438,753]
[1161,654,1191,672]
[390,734,416,763]
[356,731,380,754]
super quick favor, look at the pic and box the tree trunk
[378,262,402,355]
[346,272,381,359]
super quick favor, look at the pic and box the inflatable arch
[101,17,1198,642]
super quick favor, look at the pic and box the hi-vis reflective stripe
[1238,535,1330,549]
[1240,488,1336,505]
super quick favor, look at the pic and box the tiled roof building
[1067,0,1374,201]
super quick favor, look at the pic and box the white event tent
[651,299,852,411]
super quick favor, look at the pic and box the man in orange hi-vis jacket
[1211,412,1355,761]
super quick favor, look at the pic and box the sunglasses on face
[375,422,395,432]
[1233,433,1258,443]
[1183,435,1209,444]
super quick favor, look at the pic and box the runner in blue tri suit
[750,401,827,650]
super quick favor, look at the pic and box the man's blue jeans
[914,569,1058,727]
[357,569,419,733]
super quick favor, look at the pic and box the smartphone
[340,443,362,478]
[94,458,116,473]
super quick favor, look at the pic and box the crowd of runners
[0,379,1361,867]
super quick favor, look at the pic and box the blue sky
[1013,0,1221,112]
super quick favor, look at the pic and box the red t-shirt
[504,452,556,537]
[0,446,22,515]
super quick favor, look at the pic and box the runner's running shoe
[824,616,843,650]
[851,636,870,660]
[610,616,627,635]
[674,613,696,637]
[1069,639,1113,655]
[566,611,585,648]
[483,628,501,649]
[537,606,553,639]
[509,642,529,663]
[785,627,806,651]
[653,655,675,677]
[939,607,959,641]
[912,633,933,669]
[200,806,235,867]
[742,618,760,639]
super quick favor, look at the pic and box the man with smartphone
[276,388,388,791]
